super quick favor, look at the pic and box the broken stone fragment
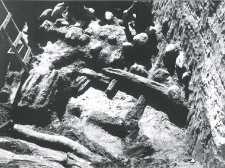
[130,63,148,77]
[167,85,182,102]
[176,51,186,69]
[87,112,127,138]
[51,2,65,21]
[39,20,55,33]
[105,11,114,22]
[85,7,95,20]
[65,27,83,44]
[144,26,156,36]
[79,34,90,45]
[110,49,123,67]
[54,18,69,27]
[74,21,86,28]
[108,35,117,45]
[90,42,102,56]
[98,47,111,65]
[84,28,93,36]
[133,33,148,45]
[39,9,53,23]
[98,48,123,68]
[122,42,133,50]
[165,43,180,53]
[182,71,191,84]
[122,42,134,58]
[152,68,170,83]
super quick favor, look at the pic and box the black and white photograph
[0,0,223,167]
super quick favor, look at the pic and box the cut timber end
[105,79,118,99]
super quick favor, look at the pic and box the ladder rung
[7,43,16,54]
[18,44,24,53]
[7,44,24,54]
[13,31,23,47]
[7,32,24,54]
[0,12,12,30]
[23,47,31,62]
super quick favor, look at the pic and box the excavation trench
[0,1,209,167]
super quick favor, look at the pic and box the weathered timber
[77,79,92,95]
[78,68,111,85]
[103,68,188,107]
[71,76,92,96]
[105,79,118,99]
[72,76,89,90]
[103,68,168,94]
[10,123,105,164]
[0,148,64,168]
[105,68,128,99]
[0,120,12,131]
[0,137,67,163]
[126,95,147,121]
[125,95,147,133]
[67,153,93,168]
[0,137,94,168]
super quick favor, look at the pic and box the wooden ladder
[0,0,32,75]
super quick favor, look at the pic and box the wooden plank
[0,12,11,30]
[23,47,31,62]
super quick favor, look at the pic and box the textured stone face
[4,1,225,167]
[153,0,225,167]
[65,27,83,44]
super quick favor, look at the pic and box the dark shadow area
[84,1,132,20]
[10,107,52,127]
[163,50,179,75]
[162,21,169,37]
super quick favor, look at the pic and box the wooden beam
[103,68,168,94]
[103,68,188,111]
[10,123,105,163]
[78,68,111,84]
[0,12,11,30]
